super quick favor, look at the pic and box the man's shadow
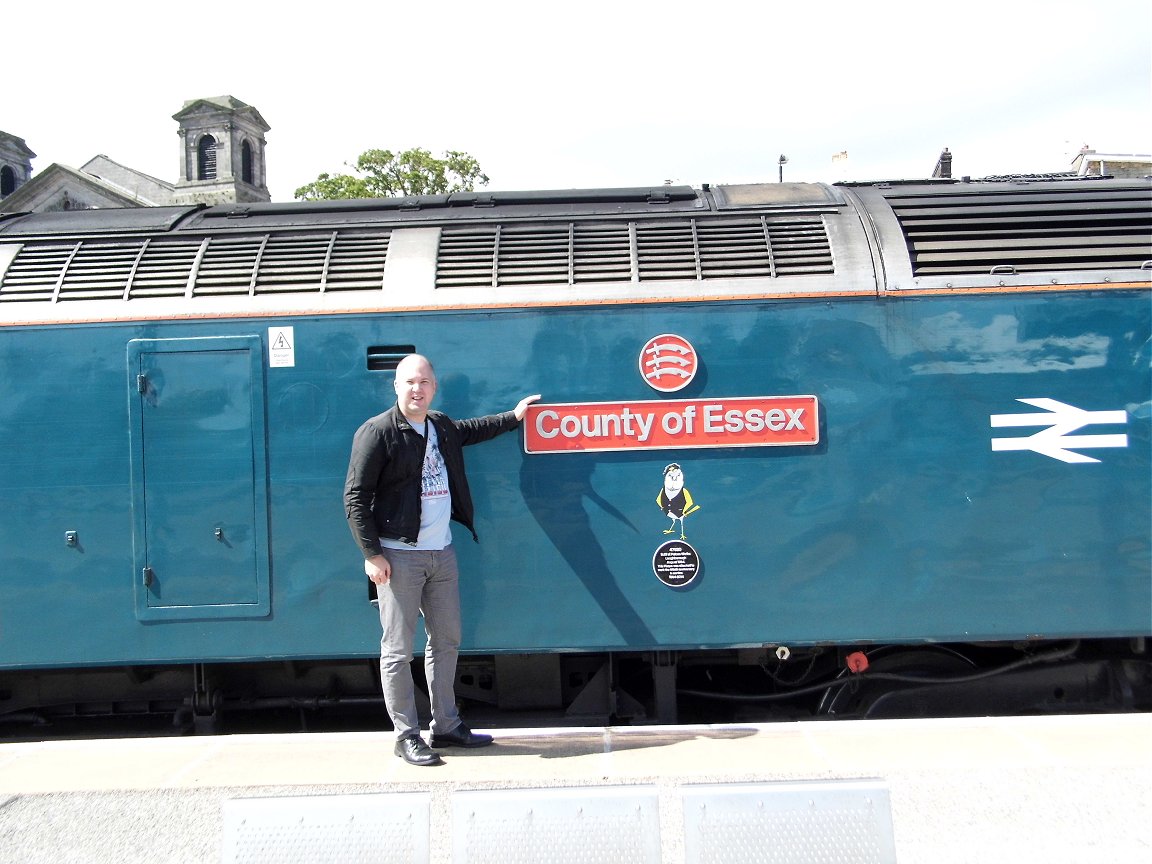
[519,452,655,646]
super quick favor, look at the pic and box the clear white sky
[5,0,1150,202]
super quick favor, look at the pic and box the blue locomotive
[1,177,1148,728]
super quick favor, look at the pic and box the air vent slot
[367,344,417,371]
[885,185,1152,276]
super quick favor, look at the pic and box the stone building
[171,96,271,206]
[0,95,270,213]
[1071,147,1152,179]
[0,132,36,200]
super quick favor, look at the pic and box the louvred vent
[885,184,1152,276]
[0,230,391,302]
[436,216,832,288]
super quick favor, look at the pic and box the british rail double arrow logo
[990,398,1129,464]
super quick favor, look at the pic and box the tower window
[197,135,218,180]
[1,165,15,197]
[241,140,254,184]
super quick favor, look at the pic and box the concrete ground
[1,713,1148,863]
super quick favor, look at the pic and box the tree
[294,147,489,200]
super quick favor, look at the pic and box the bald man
[345,354,539,766]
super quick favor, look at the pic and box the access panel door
[128,336,270,620]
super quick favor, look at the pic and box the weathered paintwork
[1,288,1147,668]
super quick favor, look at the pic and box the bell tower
[173,96,271,205]
[0,131,35,202]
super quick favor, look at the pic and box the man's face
[394,357,437,421]
[664,467,684,497]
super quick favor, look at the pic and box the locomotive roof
[0,178,1147,325]
[1,177,1145,236]
[0,183,852,236]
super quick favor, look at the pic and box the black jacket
[344,403,521,558]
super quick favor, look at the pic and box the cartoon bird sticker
[656,463,700,540]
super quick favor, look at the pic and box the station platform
[1,712,1149,863]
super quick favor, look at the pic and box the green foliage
[294,147,490,200]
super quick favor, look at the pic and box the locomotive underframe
[2,637,1148,736]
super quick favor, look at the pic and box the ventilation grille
[0,230,391,303]
[886,186,1152,276]
[435,216,832,288]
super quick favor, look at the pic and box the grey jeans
[376,546,463,739]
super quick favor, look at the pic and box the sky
[5,0,1150,203]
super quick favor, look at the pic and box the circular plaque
[652,540,700,588]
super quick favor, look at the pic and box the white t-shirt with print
[381,421,453,551]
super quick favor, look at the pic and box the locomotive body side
[1,179,1148,723]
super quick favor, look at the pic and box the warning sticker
[269,327,295,368]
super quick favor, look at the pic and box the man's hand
[365,554,391,585]
[513,394,542,421]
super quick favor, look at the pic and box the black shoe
[431,721,493,749]
[393,734,443,766]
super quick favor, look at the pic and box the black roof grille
[194,235,264,296]
[436,216,832,288]
[324,232,391,291]
[134,239,202,298]
[573,223,632,284]
[57,241,144,301]
[885,185,1152,276]
[0,241,91,302]
[0,230,390,303]
[250,234,330,295]
[435,223,636,288]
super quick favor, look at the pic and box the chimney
[932,147,952,179]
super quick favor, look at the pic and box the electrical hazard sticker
[268,327,295,368]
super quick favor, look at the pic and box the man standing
[344,354,539,766]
